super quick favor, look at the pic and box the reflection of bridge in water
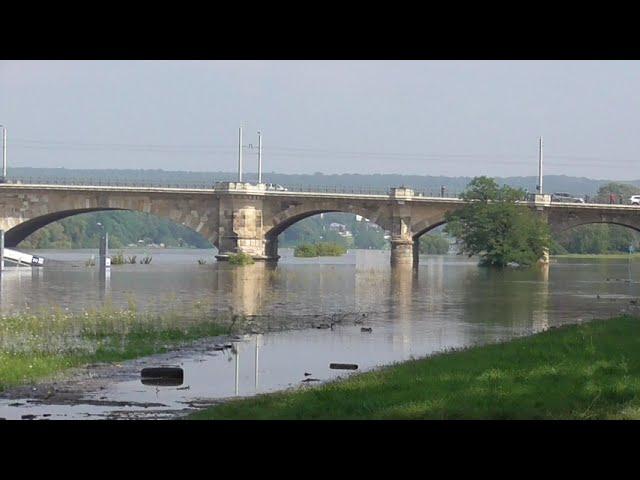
[2,182,640,266]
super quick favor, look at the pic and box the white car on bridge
[630,195,640,206]
[551,192,585,204]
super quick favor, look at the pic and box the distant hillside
[9,167,640,197]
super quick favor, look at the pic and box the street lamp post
[257,131,262,184]
[0,125,7,183]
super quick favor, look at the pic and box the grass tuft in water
[0,303,230,392]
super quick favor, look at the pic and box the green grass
[0,304,228,392]
[190,315,640,420]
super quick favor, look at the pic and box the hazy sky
[1,60,639,179]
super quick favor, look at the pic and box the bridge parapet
[532,194,552,208]
[389,186,415,198]
[214,181,267,194]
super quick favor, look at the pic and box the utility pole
[257,131,262,184]
[1,125,7,182]
[537,136,543,194]
[238,126,243,182]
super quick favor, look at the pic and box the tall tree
[595,182,640,203]
[445,176,550,267]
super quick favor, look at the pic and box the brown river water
[0,248,638,419]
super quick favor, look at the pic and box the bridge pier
[413,238,420,267]
[214,184,278,261]
[389,187,416,267]
[390,239,414,266]
[265,237,280,261]
[539,247,550,265]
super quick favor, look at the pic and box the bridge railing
[3,177,466,196]
[279,184,466,197]
[280,184,389,195]
[4,177,214,189]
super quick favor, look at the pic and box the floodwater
[0,248,639,419]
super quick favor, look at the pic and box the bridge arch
[264,202,392,241]
[411,219,448,240]
[1,191,220,248]
[9,208,216,250]
[261,202,392,259]
[551,219,640,236]
[5,208,122,247]
[546,205,640,238]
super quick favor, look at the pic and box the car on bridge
[551,192,585,204]
[630,195,640,206]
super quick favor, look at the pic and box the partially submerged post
[0,229,4,272]
[98,231,110,273]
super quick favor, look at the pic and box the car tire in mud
[141,367,184,379]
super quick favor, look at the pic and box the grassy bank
[553,253,640,260]
[0,304,228,392]
[190,315,640,420]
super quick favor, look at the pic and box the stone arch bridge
[1,182,639,265]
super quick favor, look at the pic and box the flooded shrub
[316,242,347,256]
[294,243,347,257]
[198,259,207,265]
[294,244,318,257]
[111,251,126,265]
[228,253,255,265]
[126,255,137,264]
[140,255,152,264]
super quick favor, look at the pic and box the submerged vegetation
[191,315,640,420]
[228,252,255,265]
[294,242,347,257]
[0,302,230,391]
[107,251,152,265]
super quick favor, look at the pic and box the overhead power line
[9,137,639,168]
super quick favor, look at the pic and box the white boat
[3,248,45,266]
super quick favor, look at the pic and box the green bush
[228,252,255,265]
[294,242,347,257]
[294,244,319,257]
